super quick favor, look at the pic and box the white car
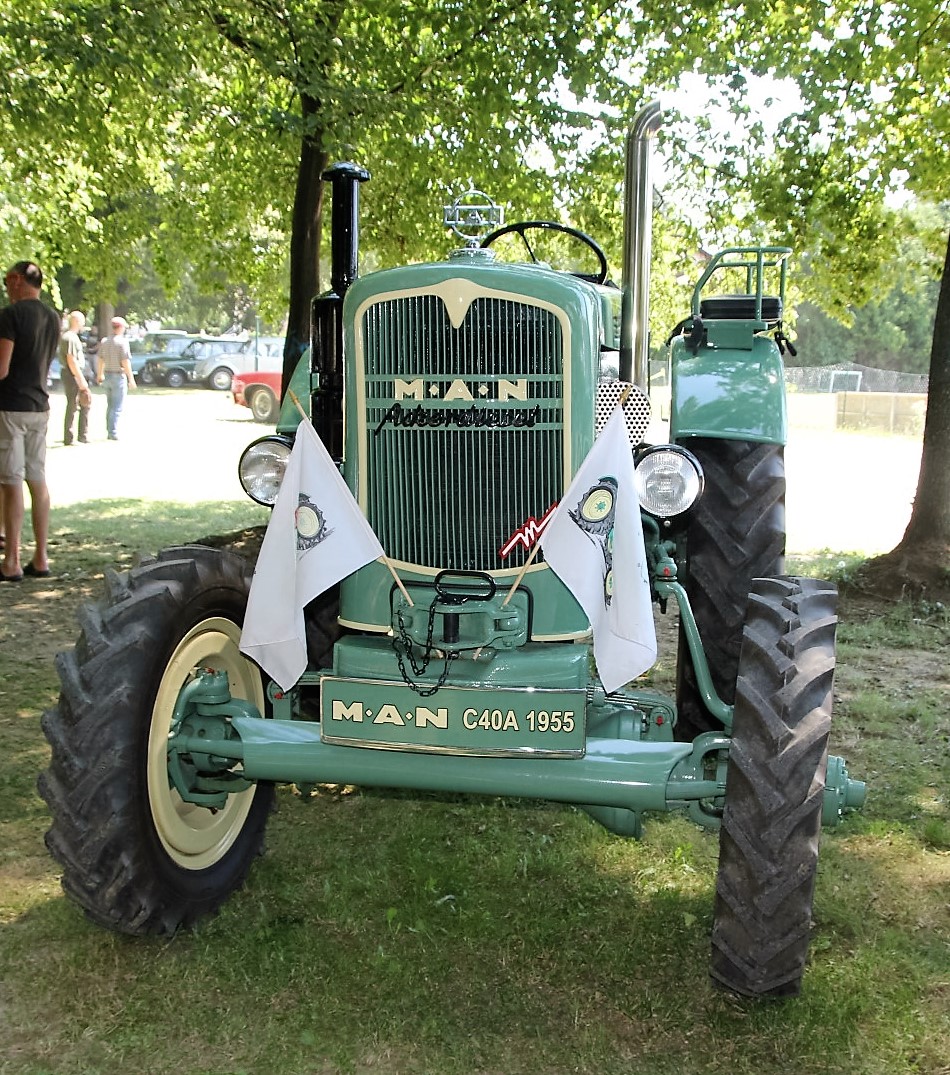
[191,336,285,392]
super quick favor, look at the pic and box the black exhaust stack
[310,161,370,459]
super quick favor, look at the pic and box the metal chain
[392,604,458,697]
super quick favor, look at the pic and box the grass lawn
[0,496,947,1074]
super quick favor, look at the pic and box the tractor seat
[699,294,783,324]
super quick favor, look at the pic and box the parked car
[130,331,192,384]
[47,357,62,389]
[232,369,282,423]
[144,336,245,388]
[191,335,285,392]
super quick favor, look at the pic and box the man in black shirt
[0,260,60,580]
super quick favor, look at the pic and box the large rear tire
[710,576,836,997]
[305,585,343,669]
[38,546,274,936]
[675,439,785,740]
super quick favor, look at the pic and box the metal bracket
[651,559,734,731]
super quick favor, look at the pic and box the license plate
[320,677,586,757]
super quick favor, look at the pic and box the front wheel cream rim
[148,616,264,870]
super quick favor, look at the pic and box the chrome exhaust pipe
[619,100,664,388]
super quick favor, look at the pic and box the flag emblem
[539,409,657,693]
[240,418,385,691]
[295,495,331,550]
[569,477,617,605]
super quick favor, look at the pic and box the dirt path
[45,385,263,507]
[785,425,921,555]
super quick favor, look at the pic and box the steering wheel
[480,220,609,285]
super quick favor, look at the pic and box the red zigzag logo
[498,503,558,559]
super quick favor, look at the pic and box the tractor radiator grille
[361,294,564,572]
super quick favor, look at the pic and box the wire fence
[649,359,928,395]
[784,363,929,394]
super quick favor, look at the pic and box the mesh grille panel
[361,294,564,571]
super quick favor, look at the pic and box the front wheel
[165,369,186,388]
[39,545,274,936]
[711,576,836,997]
[250,386,278,423]
[209,367,233,392]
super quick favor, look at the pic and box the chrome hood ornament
[442,190,504,245]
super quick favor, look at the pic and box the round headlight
[239,436,293,506]
[635,445,704,518]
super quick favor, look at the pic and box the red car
[232,369,281,424]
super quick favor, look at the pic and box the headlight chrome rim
[635,444,704,519]
[238,435,293,506]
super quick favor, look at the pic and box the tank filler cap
[448,246,496,262]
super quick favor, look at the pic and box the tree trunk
[282,92,328,395]
[96,302,114,345]
[897,228,950,548]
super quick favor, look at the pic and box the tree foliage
[1,2,945,300]
[0,1,643,354]
[793,206,945,373]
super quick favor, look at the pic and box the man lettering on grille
[0,260,60,581]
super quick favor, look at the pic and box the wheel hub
[823,754,867,825]
[148,617,264,870]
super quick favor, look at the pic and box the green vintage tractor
[39,102,865,997]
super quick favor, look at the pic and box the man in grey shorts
[0,260,61,581]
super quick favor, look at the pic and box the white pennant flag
[539,408,657,693]
[240,418,384,690]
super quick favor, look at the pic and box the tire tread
[39,545,273,936]
[710,576,836,998]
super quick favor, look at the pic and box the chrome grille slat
[362,294,563,571]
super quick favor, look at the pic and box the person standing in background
[61,310,92,445]
[0,260,60,580]
[96,315,134,440]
